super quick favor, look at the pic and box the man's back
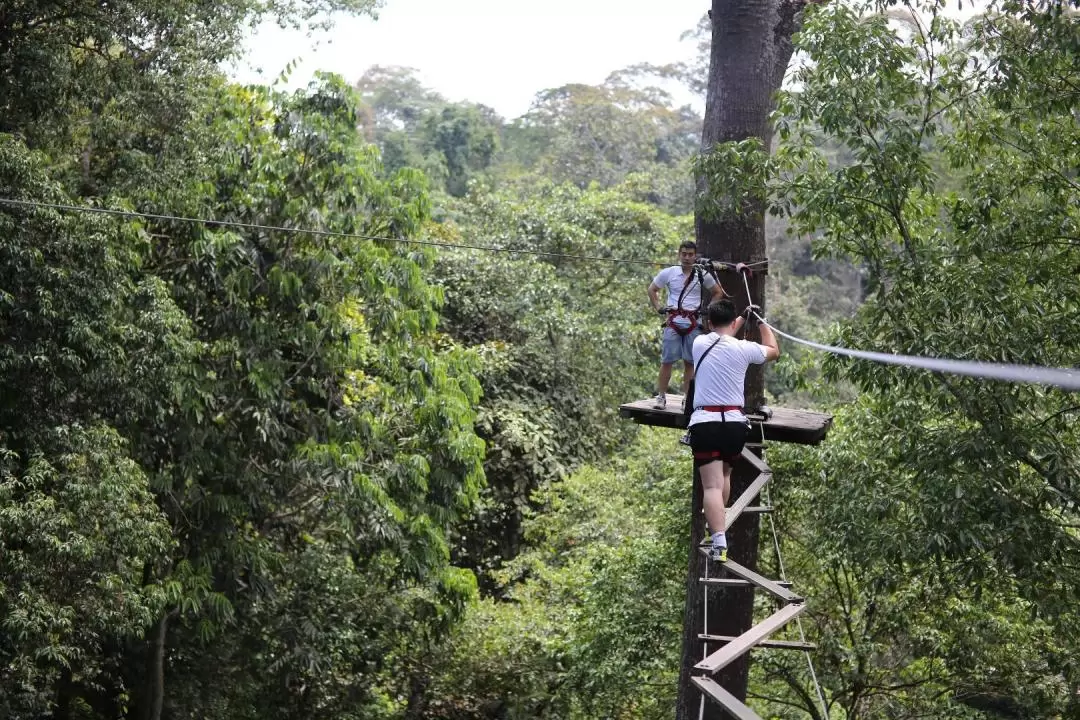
[691,333,768,416]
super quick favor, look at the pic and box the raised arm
[758,322,780,361]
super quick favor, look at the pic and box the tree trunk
[55,666,75,720]
[141,611,172,720]
[678,0,809,716]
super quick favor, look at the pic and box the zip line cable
[0,197,770,270]
[762,319,1080,392]
[736,272,1080,392]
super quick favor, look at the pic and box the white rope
[735,270,1080,392]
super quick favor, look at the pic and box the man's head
[707,298,739,329]
[678,240,697,269]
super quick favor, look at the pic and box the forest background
[0,1,1078,719]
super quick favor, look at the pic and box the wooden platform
[619,395,832,445]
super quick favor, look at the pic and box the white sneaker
[653,393,667,409]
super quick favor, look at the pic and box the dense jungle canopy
[0,1,1078,718]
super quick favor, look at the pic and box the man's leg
[655,328,680,407]
[701,460,729,562]
[680,328,700,394]
[701,459,727,543]
[657,363,673,396]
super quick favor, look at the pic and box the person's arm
[648,282,663,313]
[709,281,725,302]
[758,322,780,361]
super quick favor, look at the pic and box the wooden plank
[618,397,833,445]
[695,603,806,673]
[739,447,771,475]
[698,578,793,589]
[743,505,774,514]
[691,676,763,720]
[725,472,771,531]
[723,559,803,603]
[699,634,815,651]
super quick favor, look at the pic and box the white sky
[230,0,707,119]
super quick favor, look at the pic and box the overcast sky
[230,0,708,119]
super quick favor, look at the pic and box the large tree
[679,1,822,716]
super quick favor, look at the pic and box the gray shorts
[661,325,702,364]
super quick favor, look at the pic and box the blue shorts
[661,325,701,364]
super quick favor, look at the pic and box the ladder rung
[743,505,774,513]
[724,472,771,530]
[691,676,762,720]
[722,559,803,603]
[695,603,807,673]
[739,447,771,475]
[699,577,793,589]
[698,634,815,651]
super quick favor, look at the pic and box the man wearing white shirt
[688,298,780,562]
[647,241,725,409]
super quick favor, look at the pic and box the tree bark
[678,0,808,716]
[141,611,172,720]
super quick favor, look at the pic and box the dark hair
[678,240,697,252]
[707,298,738,327]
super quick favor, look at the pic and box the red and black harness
[664,265,708,336]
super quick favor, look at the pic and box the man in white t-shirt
[688,298,780,563]
[647,241,725,409]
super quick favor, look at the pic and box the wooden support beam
[723,559,803,604]
[691,676,763,720]
[699,578,793,589]
[695,603,806,673]
[699,634,815,651]
[725,472,772,531]
[739,446,771,475]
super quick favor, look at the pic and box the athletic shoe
[708,545,728,563]
[652,393,666,409]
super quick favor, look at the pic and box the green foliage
[420,429,691,719]
[516,80,698,195]
[0,0,381,199]
[0,59,487,718]
[763,418,1076,719]
[13,0,1080,717]
[356,66,502,197]
[129,76,485,719]
[431,183,680,574]
[356,66,701,213]
[0,426,172,718]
